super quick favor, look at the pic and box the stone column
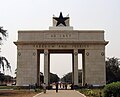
[73,49,78,85]
[72,53,74,84]
[37,50,40,86]
[48,53,50,85]
[82,52,85,86]
[44,49,49,86]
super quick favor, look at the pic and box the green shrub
[104,82,120,97]
[78,89,101,97]
[34,88,42,92]
[0,86,13,89]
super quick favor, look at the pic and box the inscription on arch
[45,33,77,39]
[33,44,89,49]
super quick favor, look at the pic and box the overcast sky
[0,0,120,77]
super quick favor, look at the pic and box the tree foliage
[61,69,82,83]
[61,72,72,83]
[0,57,11,71]
[0,27,7,41]
[49,72,60,84]
[0,72,13,85]
[106,57,120,83]
[0,27,11,72]
[40,72,44,83]
[104,82,120,97]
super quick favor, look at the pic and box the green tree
[61,72,72,83]
[0,26,11,72]
[49,73,60,84]
[0,72,5,83]
[106,57,120,83]
[0,72,13,84]
[61,69,82,83]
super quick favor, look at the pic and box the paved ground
[33,90,86,97]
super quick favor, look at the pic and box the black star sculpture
[53,12,69,26]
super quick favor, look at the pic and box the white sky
[0,0,120,77]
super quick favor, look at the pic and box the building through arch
[14,12,108,86]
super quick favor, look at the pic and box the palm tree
[0,57,11,71]
[0,26,11,72]
[0,26,7,41]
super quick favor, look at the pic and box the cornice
[14,41,109,45]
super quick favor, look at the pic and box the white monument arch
[14,12,108,86]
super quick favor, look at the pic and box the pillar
[84,49,106,85]
[48,53,50,85]
[37,50,40,86]
[82,52,85,86]
[72,53,74,84]
[73,49,78,85]
[44,49,49,86]
[16,49,38,86]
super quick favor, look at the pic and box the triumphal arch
[14,12,108,86]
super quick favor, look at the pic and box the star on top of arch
[53,12,69,26]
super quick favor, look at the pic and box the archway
[14,13,108,86]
